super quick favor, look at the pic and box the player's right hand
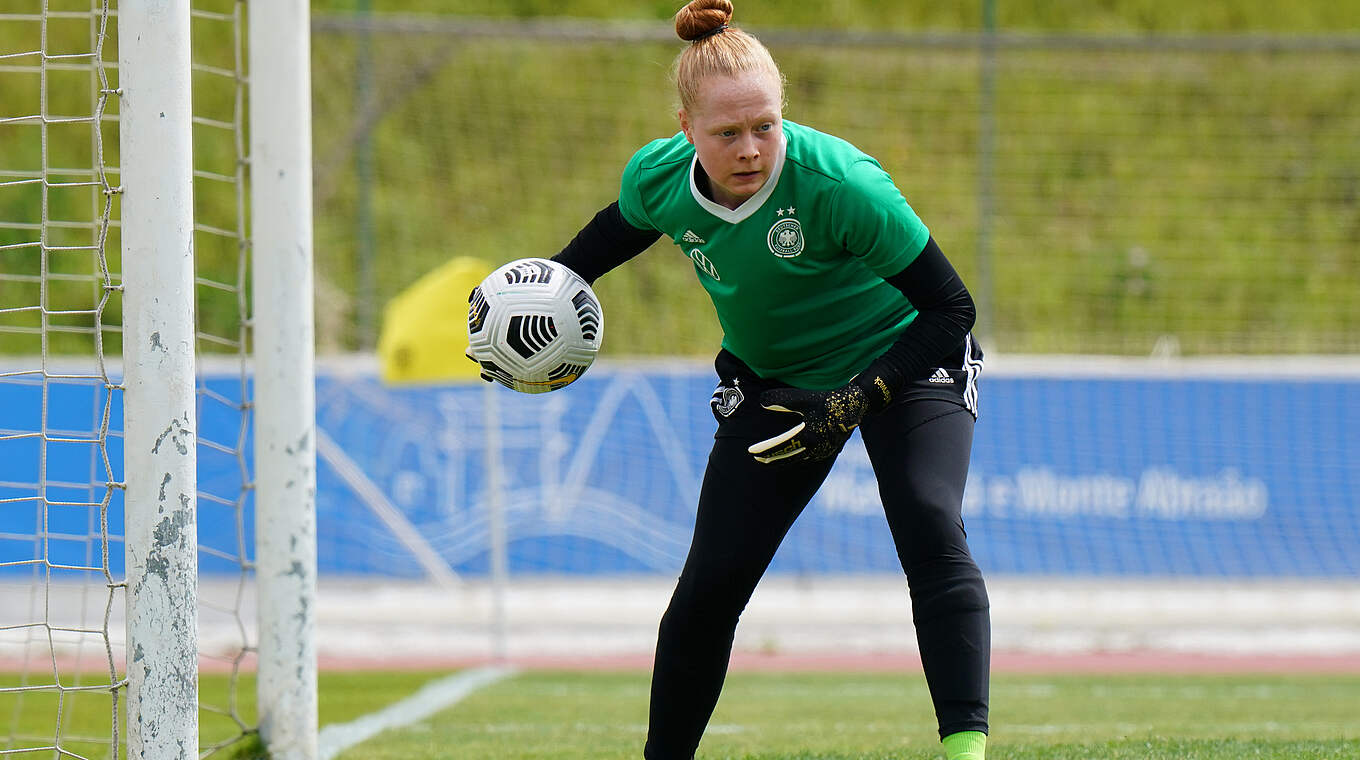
[465,285,496,383]
[464,346,494,384]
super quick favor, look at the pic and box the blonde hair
[672,0,785,113]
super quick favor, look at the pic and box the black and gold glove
[747,383,871,464]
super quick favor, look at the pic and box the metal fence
[310,15,1360,356]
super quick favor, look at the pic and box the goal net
[2,1,315,758]
[298,16,1359,664]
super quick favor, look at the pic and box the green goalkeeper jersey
[617,120,931,390]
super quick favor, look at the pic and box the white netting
[189,1,257,754]
[295,17,1359,666]
[2,1,260,756]
[1,1,123,757]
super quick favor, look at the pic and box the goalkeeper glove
[747,383,870,464]
[464,346,497,385]
[465,284,496,384]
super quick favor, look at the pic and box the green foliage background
[2,1,1357,357]
[312,1,1360,34]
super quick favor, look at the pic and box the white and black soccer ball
[466,258,603,394]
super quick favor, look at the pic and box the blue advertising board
[3,363,1357,578]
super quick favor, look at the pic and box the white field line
[317,665,519,760]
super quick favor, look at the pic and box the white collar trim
[689,132,787,224]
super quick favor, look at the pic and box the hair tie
[693,23,728,42]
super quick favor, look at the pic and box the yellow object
[377,256,493,384]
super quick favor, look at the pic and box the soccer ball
[466,258,604,394]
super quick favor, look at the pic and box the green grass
[1,670,259,759]
[330,670,1360,759]
[0,669,460,758]
[4,669,1359,758]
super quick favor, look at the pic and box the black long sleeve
[551,201,661,285]
[852,236,976,412]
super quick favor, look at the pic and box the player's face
[679,71,783,210]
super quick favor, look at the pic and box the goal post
[119,1,200,757]
[249,1,319,758]
[0,0,316,756]
[122,0,319,755]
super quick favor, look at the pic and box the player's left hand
[748,384,869,464]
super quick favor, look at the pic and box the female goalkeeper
[550,1,991,757]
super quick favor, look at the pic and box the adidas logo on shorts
[681,230,706,244]
[928,368,955,384]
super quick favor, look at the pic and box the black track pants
[643,352,990,760]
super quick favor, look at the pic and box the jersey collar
[689,130,787,225]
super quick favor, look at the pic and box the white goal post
[117,0,318,758]
[248,1,319,757]
[118,1,200,755]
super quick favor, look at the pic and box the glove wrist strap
[851,373,893,415]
